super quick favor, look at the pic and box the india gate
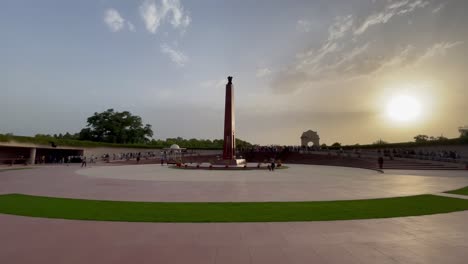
[301,130,320,147]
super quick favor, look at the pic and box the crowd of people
[103,151,158,162]
[239,145,323,154]
[378,148,462,161]
[240,145,465,163]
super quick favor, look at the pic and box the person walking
[378,156,384,169]
[270,158,276,172]
[81,156,87,167]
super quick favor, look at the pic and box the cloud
[140,0,191,34]
[432,3,445,14]
[328,15,353,41]
[104,8,136,33]
[160,43,188,66]
[269,0,457,94]
[354,41,463,77]
[354,0,429,35]
[200,79,225,88]
[256,68,272,78]
[294,15,353,71]
[162,0,191,29]
[296,20,312,33]
[270,15,356,93]
[418,41,464,62]
[127,21,136,32]
[104,8,125,32]
[140,1,161,33]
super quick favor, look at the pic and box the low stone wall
[0,141,222,164]
[83,147,221,158]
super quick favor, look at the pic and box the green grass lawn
[1,194,468,223]
[445,186,468,196]
[0,167,34,173]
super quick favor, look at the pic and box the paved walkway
[1,211,468,264]
[1,164,467,201]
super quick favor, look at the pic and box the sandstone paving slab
[1,164,468,202]
[2,211,468,264]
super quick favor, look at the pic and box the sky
[1,0,468,145]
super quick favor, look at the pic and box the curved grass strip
[1,194,468,223]
[445,186,468,196]
[0,167,33,173]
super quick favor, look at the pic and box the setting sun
[386,95,422,122]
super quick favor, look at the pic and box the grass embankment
[0,167,33,173]
[445,186,468,196]
[0,194,467,223]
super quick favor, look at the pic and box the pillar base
[214,159,246,166]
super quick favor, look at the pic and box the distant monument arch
[301,130,320,147]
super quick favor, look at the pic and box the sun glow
[386,95,422,122]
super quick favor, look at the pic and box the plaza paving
[1,164,468,263]
[2,164,468,202]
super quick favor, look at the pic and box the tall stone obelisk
[223,76,236,160]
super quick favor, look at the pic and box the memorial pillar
[223,76,236,160]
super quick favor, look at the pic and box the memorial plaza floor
[1,164,468,263]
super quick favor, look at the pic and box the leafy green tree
[331,142,341,147]
[436,135,448,141]
[79,109,153,144]
[414,134,429,143]
[373,139,388,145]
[236,138,253,149]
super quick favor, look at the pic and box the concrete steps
[244,152,467,171]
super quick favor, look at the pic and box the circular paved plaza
[2,164,468,202]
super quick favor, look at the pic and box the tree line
[33,109,252,149]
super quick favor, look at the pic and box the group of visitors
[377,148,462,161]
[267,159,276,171]
[240,145,323,154]
[103,151,157,162]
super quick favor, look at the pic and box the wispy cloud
[104,8,125,32]
[293,15,354,76]
[418,41,464,62]
[328,15,353,41]
[296,20,312,33]
[200,79,225,88]
[160,43,188,66]
[104,8,136,33]
[127,21,136,32]
[271,0,458,94]
[270,15,356,93]
[140,0,191,34]
[349,41,463,78]
[256,68,272,78]
[140,1,161,33]
[432,3,445,14]
[354,0,429,35]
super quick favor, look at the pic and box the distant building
[301,130,320,147]
[459,126,468,137]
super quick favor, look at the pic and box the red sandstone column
[223,76,235,160]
